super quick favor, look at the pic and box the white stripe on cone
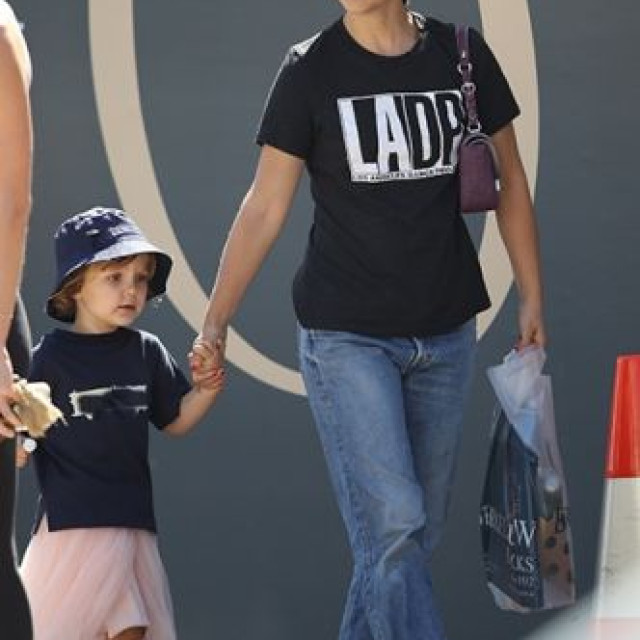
[592,478,640,638]
[520,480,640,640]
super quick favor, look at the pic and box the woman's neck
[342,6,419,57]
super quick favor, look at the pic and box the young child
[19,207,224,640]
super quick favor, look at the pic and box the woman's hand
[188,329,227,391]
[517,300,546,350]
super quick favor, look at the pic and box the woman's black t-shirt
[257,16,519,337]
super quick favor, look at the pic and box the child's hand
[201,367,225,395]
[189,338,225,391]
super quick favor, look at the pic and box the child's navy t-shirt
[29,327,191,533]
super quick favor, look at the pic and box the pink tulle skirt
[20,519,177,640]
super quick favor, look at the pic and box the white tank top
[0,1,31,84]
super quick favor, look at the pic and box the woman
[0,1,33,639]
[195,1,544,638]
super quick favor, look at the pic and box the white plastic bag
[480,347,576,612]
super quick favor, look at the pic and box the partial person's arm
[193,145,305,372]
[492,123,545,348]
[0,17,32,437]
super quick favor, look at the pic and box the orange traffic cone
[593,355,640,639]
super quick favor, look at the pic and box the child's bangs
[95,253,157,276]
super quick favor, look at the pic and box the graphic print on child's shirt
[68,384,147,420]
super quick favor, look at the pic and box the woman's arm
[0,19,32,343]
[0,18,32,437]
[196,145,305,366]
[492,123,546,348]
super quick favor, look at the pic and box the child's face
[72,254,154,333]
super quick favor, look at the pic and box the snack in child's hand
[10,377,64,438]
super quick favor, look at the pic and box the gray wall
[14,1,638,639]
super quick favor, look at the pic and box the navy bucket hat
[46,207,173,322]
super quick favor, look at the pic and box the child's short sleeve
[143,333,191,429]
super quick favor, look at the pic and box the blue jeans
[298,320,477,640]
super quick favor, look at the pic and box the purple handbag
[456,26,500,213]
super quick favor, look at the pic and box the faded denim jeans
[298,319,477,640]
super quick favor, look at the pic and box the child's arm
[163,368,224,436]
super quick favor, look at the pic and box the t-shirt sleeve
[468,27,520,136]
[145,334,191,430]
[256,49,314,159]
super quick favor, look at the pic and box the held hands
[188,330,227,393]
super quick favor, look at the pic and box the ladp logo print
[88,0,539,396]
